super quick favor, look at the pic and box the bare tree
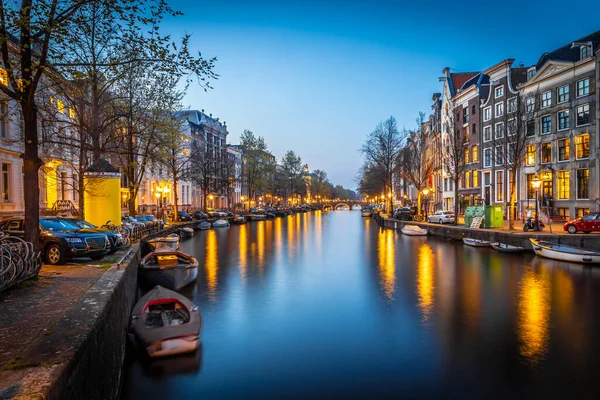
[189,138,217,212]
[360,116,405,213]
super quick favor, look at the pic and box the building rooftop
[536,29,600,69]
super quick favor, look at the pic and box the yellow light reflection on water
[238,224,247,282]
[205,229,219,299]
[417,243,435,319]
[377,230,396,301]
[517,267,551,363]
[274,217,283,261]
[257,221,265,271]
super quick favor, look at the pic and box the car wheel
[567,225,577,234]
[438,219,443,224]
[90,255,105,260]
[45,243,65,265]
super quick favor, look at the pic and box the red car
[563,213,600,234]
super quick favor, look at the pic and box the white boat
[147,234,180,251]
[130,286,201,358]
[336,206,349,211]
[491,242,524,253]
[361,210,372,217]
[212,219,230,228]
[246,214,265,221]
[178,227,194,238]
[530,238,600,264]
[401,225,428,236]
[463,238,491,247]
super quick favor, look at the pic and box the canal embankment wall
[24,223,193,400]
[377,216,600,249]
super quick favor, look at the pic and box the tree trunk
[22,108,43,251]
[453,178,460,225]
[417,193,422,217]
[173,177,179,216]
[508,169,517,230]
[78,166,85,220]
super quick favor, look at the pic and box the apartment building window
[465,149,469,164]
[577,78,589,97]
[577,169,589,199]
[526,145,536,166]
[576,208,590,218]
[483,107,491,121]
[526,120,535,137]
[541,142,552,163]
[541,115,552,134]
[1,163,9,202]
[495,102,504,117]
[472,105,476,114]
[0,68,7,85]
[508,144,515,164]
[558,110,569,130]
[473,170,479,187]
[557,85,569,103]
[496,171,504,202]
[465,171,471,188]
[463,108,469,124]
[484,126,491,142]
[495,146,503,165]
[558,138,570,161]
[472,123,476,134]
[541,91,551,108]
[56,99,65,114]
[558,207,570,220]
[557,171,570,199]
[495,122,504,139]
[484,148,492,167]
[0,102,8,139]
[495,86,504,98]
[581,45,592,59]
[526,174,536,199]
[576,104,589,126]
[575,134,590,159]
[472,145,478,162]
[508,97,517,113]
[526,97,535,113]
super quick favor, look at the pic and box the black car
[173,210,193,222]
[193,211,208,220]
[60,218,124,254]
[0,217,110,265]
[135,215,163,229]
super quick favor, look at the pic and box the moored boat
[352,205,362,211]
[212,219,230,228]
[130,286,201,358]
[530,238,600,264]
[401,225,428,236]
[322,205,332,212]
[463,238,491,247]
[178,227,194,238]
[491,242,524,253]
[232,215,246,224]
[198,221,211,230]
[147,234,180,251]
[247,214,265,221]
[361,209,372,217]
[140,250,199,291]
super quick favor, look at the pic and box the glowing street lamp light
[531,177,542,230]
[422,188,430,220]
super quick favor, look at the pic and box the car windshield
[40,218,79,231]
[71,219,96,229]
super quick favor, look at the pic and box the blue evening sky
[165,0,600,189]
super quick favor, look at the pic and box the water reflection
[205,229,218,300]
[377,229,396,301]
[517,265,551,364]
[238,224,247,282]
[417,243,435,320]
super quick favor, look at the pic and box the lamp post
[422,188,430,221]
[241,195,245,210]
[531,177,541,231]
[155,191,161,216]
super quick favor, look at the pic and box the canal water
[121,211,600,399]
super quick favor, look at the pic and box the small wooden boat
[198,221,211,230]
[147,234,180,251]
[247,214,265,221]
[130,286,201,358]
[401,225,428,236]
[178,227,194,238]
[232,215,246,225]
[491,242,524,253]
[140,251,199,291]
[361,210,372,217]
[264,212,276,219]
[212,219,230,228]
[530,238,600,264]
[463,238,491,247]
[322,205,332,212]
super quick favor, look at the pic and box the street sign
[470,217,483,229]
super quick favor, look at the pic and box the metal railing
[0,232,43,293]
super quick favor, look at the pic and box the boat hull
[463,238,491,247]
[147,236,180,251]
[179,228,194,238]
[402,226,428,236]
[530,239,600,264]
[491,243,524,253]
[141,266,198,291]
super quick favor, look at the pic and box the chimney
[210,113,212,117]
[201,109,204,113]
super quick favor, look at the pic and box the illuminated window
[576,169,589,199]
[465,149,469,163]
[68,107,76,120]
[0,68,7,85]
[526,145,536,166]
[56,99,65,114]
[465,171,471,188]
[472,145,478,162]
[496,171,504,202]
[575,134,589,159]
[558,139,569,161]
[557,171,570,199]
[473,170,479,187]
[526,174,536,199]
[558,207,569,220]
[576,208,590,218]
[541,142,552,163]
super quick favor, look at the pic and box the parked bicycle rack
[0,232,43,293]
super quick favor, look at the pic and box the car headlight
[65,237,83,243]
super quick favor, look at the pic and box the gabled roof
[536,30,600,69]
[449,72,478,95]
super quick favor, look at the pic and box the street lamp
[155,191,161,216]
[531,177,541,230]
[422,188,430,221]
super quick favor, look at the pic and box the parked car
[60,217,124,254]
[427,211,455,224]
[136,215,163,229]
[173,210,193,222]
[122,215,144,227]
[193,211,208,220]
[563,213,600,234]
[0,217,110,265]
